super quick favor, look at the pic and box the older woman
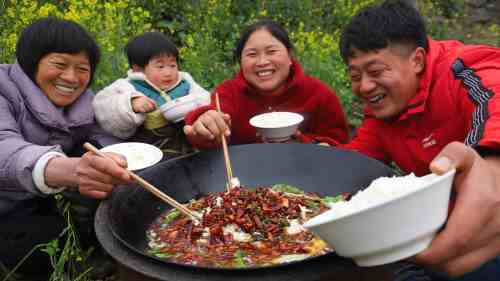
[0,17,132,275]
[184,19,349,148]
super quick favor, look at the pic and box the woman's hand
[184,109,231,142]
[75,152,133,199]
[414,142,500,277]
[132,95,157,113]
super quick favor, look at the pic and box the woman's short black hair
[125,31,179,68]
[233,19,294,64]
[340,0,428,63]
[16,17,100,85]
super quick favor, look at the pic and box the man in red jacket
[339,1,500,280]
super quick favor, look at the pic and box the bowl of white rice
[303,169,456,267]
[249,112,304,142]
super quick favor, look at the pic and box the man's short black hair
[16,17,100,85]
[125,31,179,68]
[340,0,428,63]
[233,19,294,64]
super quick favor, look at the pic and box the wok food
[147,185,347,268]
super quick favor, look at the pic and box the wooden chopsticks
[214,92,236,191]
[83,142,201,222]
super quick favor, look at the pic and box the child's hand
[132,96,157,113]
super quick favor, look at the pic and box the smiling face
[35,52,91,107]
[141,54,179,91]
[240,29,292,97]
[347,46,425,120]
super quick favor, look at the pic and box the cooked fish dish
[147,185,346,268]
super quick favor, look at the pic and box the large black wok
[96,143,395,281]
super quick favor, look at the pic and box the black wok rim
[106,144,396,271]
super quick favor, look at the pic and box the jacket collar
[11,62,95,131]
[232,59,304,105]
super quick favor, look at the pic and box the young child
[93,31,210,158]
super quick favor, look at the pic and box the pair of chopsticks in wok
[214,92,239,191]
[83,142,201,222]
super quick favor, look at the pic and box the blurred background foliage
[1,0,499,127]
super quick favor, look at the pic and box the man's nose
[359,75,376,94]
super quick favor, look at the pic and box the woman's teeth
[55,84,77,93]
[257,70,273,77]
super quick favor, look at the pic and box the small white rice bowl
[100,142,163,171]
[303,169,456,266]
[249,112,304,142]
[160,94,207,122]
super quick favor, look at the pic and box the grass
[1,195,94,281]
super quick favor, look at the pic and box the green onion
[322,195,345,205]
[162,209,181,225]
[149,248,174,258]
[234,250,247,267]
[305,200,320,210]
[272,184,304,194]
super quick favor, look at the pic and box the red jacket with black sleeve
[342,39,500,176]
[185,60,349,149]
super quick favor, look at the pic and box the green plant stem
[1,244,44,281]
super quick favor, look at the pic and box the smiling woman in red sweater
[183,19,349,149]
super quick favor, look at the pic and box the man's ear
[411,47,426,75]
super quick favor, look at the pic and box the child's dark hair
[340,0,428,63]
[233,19,293,64]
[125,31,178,68]
[16,17,100,85]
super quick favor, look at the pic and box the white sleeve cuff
[32,151,68,194]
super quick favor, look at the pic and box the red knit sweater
[185,60,349,149]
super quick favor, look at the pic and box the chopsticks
[83,142,201,222]
[214,92,238,191]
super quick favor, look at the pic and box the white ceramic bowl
[249,112,304,142]
[100,142,163,171]
[160,94,202,122]
[303,169,456,267]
